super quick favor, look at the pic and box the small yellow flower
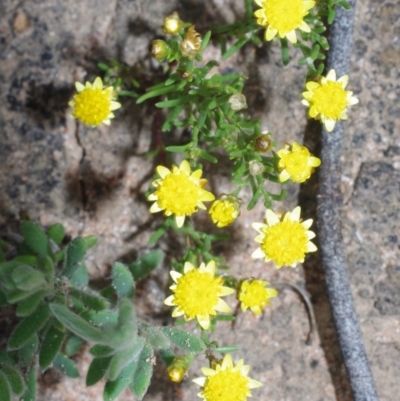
[180,25,202,59]
[238,279,278,315]
[209,195,241,228]
[150,39,171,61]
[277,141,321,183]
[164,261,234,330]
[163,12,184,35]
[302,69,359,132]
[69,77,121,127]
[167,354,195,383]
[148,160,215,228]
[193,354,262,401]
[254,0,315,43]
[252,206,317,268]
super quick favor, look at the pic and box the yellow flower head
[252,206,317,268]
[277,141,321,183]
[209,195,241,228]
[193,354,262,401]
[254,0,315,43]
[148,160,215,228]
[163,12,184,35]
[180,25,202,59]
[164,261,234,330]
[302,69,359,132]
[238,279,278,315]
[69,77,121,127]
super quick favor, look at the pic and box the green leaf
[129,344,154,400]
[129,250,163,280]
[86,356,112,386]
[18,335,38,365]
[8,305,51,350]
[0,290,7,306]
[63,237,86,278]
[337,0,351,9]
[20,221,51,257]
[0,371,11,401]
[222,36,248,60]
[65,335,84,357]
[165,144,192,153]
[198,149,218,163]
[155,95,194,108]
[104,359,139,401]
[108,338,145,381]
[89,345,115,357]
[82,310,118,326]
[1,364,25,396]
[11,265,47,292]
[200,31,212,52]
[39,325,65,370]
[21,368,36,401]
[47,223,65,245]
[53,353,79,378]
[160,327,206,353]
[112,262,134,298]
[13,255,38,266]
[16,290,48,317]
[70,289,109,311]
[136,82,186,104]
[69,263,89,288]
[83,235,98,250]
[247,188,263,211]
[37,256,55,280]
[140,324,170,350]
[50,303,104,343]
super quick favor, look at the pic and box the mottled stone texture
[0,0,399,401]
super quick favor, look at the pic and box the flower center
[261,220,308,266]
[156,173,201,216]
[203,369,249,401]
[72,88,111,126]
[174,270,221,318]
[240,282,268,308]
[311,81,348,120]
[265,0,307,34]
[211,202,236,225]
[281,151,309,179]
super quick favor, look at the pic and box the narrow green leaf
[20,221,51,257]
[83,235,98,250]
[71,289,109,311]
[108,338,145,381]
[112,262,134,298]
[50,303,104,343]
[39,326,65,370]
[21,368,36,401]
[9,305,51,350]
[280,38,290,66]
[2,365,25,395]
[136,82,186,104]
[63,237,86,278]
[129,250,163,281]
[200,31,212,52]
[165,144,192,153]
[247,188,263,211]
[104,359,139,401]
[129,344,154,400]
[0,371,11,401]
[86,356,112,386]
[69,263,89,288]
[89,345,115,358]
[337,0,351,9]
[11,265,47,292]
[156,95,194,108]
[13,255,38,266]
[65,335,84,357]
[37,256,55,280]
[18,335,38,365]
[160,327,206,353]
[222,36,248,60]
[198,149,218,163]
[82,310,118,326]
[16,290,48,317]
[328,7,336,24]
[53,353,79,378]
[47,223,65,245]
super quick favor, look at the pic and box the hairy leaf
[129,344,154,400]
[104,359,139,401]
[21,368,36,401]
[129,250,163,280]
[53,353,79,378]
[39,325,65,370]
[1,364,25,396]
[20,221,51,257]
[47,223,65,245]
[160,327,206,353]
[112,262,134,298]
[86,356,112,386]
[0,371,11,401]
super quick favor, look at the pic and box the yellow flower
[238,279,278,315]
[302,69,359,132]
[69,77,121,127]
[163,12,184,35]
[193,354,262,401]
[180,25,202,59]
[254,0,315,43]
[164,261,234,330]
[252,206,317,268]
[277,141,321,183]
[209,196,241,228]
[148,160,215,228]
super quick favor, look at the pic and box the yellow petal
[286,30,297,44]
[170,270,182,283]
[110,101,121,111]
[156,165,171,179]
[149,202,163,213]
[164,295,176,306]
[180,160,191,175]
[75,82,85,92]
[251,248,265,259]
[214,298,231,313]
[265,209,279,226]
[175,215,185,227]
[221,354,233,370]
[147,193,158,201]
[306,81,319,90]
[193,377,206,386]
[307,242,318,252]
[183,261,195,273]
[249,379,263,389]
[197,314,210,330]
[338,74,349,88]
[326,69,336,81]
[290,206,301,222]
[279,170,291,182]
[93,77,103,89]
[299,21,311,33]
[219,286,235,296]
[252,222,266,233]
[324,119,336,132]
[266,26,278,41]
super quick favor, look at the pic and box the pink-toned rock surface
[0,0,399,400]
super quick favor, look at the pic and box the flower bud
[167,354,195,383]
[180,25,202,59]
[254,133,272,153]
[150,39,170,62]
[249,160,264,176]
[163,12,184,34]
[228,93,247,111]
[209,195,241,228]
